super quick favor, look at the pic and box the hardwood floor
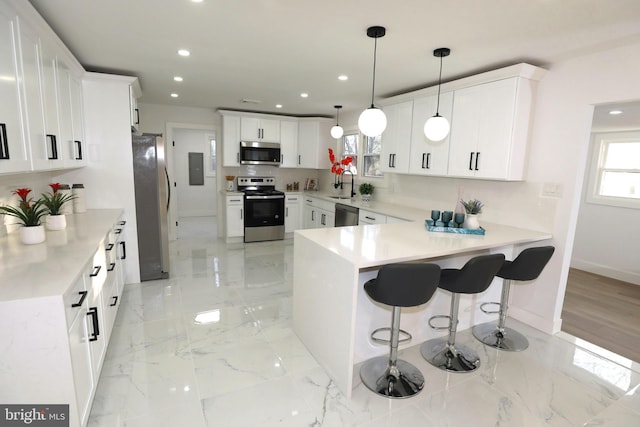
[561,268,640,363]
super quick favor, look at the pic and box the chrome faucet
[342,170,356,198]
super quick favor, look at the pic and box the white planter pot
[20,225,46,245]
[464,214,481,230]
[46,214,67,231]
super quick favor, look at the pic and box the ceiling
[28,0,640,121]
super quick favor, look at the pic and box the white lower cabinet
[303,196,335,229]
[285,194,301,233]
[359,209,387,225]
[0,212,125,427]
[226,194,244,240]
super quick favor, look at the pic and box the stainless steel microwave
[239,141,281,166]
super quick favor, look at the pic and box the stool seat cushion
[438,254,505,294]
[364,263,441,308]
[498,246,555,281]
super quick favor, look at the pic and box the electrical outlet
[541,182,563,198]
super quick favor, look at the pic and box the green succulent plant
[359,183,374,195]
[460,198,484,214]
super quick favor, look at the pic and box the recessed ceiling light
[609,110,623,115]
[170,93,179,98]
[191,0,204,3]
[338,75,348,81]
[275,104,283,109]
[174,76,183,82]
[178,49,190,57]
[300,93,309,98]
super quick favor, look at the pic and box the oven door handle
[245,195,285,200]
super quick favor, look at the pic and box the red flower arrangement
[41,182,75,215]
[0,188,47,227]
[328,148,353,189]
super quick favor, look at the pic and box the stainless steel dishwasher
[335,203,359,227]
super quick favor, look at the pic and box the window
[363,135,383,177]
[342,133,358,174]
[587,132,640,208]
[206,133,217,177]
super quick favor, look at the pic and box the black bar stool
[360,263,441,398]
[472,246,555,351]
[421,254,505,373]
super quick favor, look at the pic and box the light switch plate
[541,182,563,198]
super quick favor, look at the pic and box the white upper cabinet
[222,114,241,167]
[16,18,50,171]
[39,40,63,169]
[68,73,86,167]
[297,119,332,169]
[0,7,30,174]
[279,119,298,168]
[447,77,532,180]
[240,116,280,142]
[380,101,413,173]
[408,92,453,176]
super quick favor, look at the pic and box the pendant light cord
[435,53,443,115]
[370,37,378,108]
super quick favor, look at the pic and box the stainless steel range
[237,176,285,243]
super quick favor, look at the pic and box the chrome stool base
[472,322,529,351]
[360,356,425,398]
[421,339,481,373]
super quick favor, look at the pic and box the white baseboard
[570,259,640,286]
[508,306,562,335]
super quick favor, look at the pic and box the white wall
[334,40,640,334]
[173,128,217,217]
[571,132,640,285]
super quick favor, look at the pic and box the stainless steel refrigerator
[132,133,170,281]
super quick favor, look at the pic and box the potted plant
[359,182,374,202]
[0,188,48,244]
[328,148,353,190]
[460,198,484,229]
[41,183,76,230]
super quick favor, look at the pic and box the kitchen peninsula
[292,221,551,398]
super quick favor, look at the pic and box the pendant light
[330,105,344,139]
[424,47,451,142]
[358,26,387,137]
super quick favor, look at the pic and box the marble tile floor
[88,222,640,426]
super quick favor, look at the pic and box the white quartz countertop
[295,221,552,269]
[301,191,427,222]
[0,209,122,302]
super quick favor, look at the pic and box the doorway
[169,126,218,240]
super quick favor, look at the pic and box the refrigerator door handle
[165,167,171,212]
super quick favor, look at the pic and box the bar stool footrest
[479,301,501,314]
[371,327,412,344]
[428,314,454,330]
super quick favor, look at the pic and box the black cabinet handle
[298,155,301,165]
[388,154,392,168]
[106,243,114,251]
[118,220,126,226]
[0,123,9,160]
[119,241,127,260]
[46,134,58,159]
[286,207,289,217]
[426,153,431,169]
[475,152,480,170]
[90,265,101,277]
[134,108,139,125]
[107,262,116,272]
[88,307,100,341]
[74,141,83,160]
[365,216,376,221]
[110,296,118,307]
[421,153,426,169]
[114,228,122,234]
[281,154,283,163]
[469,152,474,170]
[71,290,88,308]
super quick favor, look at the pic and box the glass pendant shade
[330,125,344,139]
[424,47,451,142]
[424,114,450,141]
[358,107,387,137]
